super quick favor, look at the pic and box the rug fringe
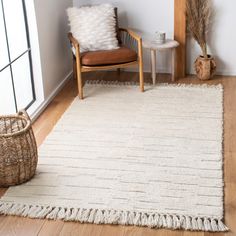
[0,203,228,232]
[85,80,223,90]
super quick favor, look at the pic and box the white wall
[34,0,73,99]
[74,0,236,76]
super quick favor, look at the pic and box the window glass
[0,68,16,114]
[0,0,35,114]
[2,0,28,60]
[12,53,33,110]
[0,2,9,70]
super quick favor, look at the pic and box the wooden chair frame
[68,28,144,99]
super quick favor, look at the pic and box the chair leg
[139,60,144,92]
[77,70,83,100]
[76,59,83,99]
[138,39,144,92]
[117,68,121,75]
[73,58,77,81]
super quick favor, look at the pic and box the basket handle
[18,109,31,121]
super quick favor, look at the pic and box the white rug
[0,83,228,232]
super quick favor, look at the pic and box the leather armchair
[68,27,144,99]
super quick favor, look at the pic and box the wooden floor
[0,71,236,236]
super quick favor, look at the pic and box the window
[0,0,36,114]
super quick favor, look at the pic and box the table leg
[151,49,157,85]
[172,48,176,82]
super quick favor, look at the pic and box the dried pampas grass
[186,0,212,58]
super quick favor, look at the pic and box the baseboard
[31,71,73,122]
[215,71,236,76]
[187,69,236,77]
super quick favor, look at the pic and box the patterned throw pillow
[67,4,119,53]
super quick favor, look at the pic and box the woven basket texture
[194,55,216,80]
[0,110,38,187]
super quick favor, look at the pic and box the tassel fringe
[0,202,228,232]
[85,80,223,90]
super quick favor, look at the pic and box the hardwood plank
[123,226,144,236]
[99,225,126,236]
[0,215,9,231]
[38,220,64,236]
[59,222,84,236]
[224,152,236,183]
[123,227,184,236]
[204,232,224,236]
[183,232,204,236]
[59,223,103,236]
[0,216,45,236]
[224,183,236,232]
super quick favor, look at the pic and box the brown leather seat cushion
[81,46,137,66]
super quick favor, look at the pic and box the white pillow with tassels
[67,4,119,53]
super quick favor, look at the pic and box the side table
[143,39,180,85]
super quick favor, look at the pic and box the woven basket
[0,110,38,187]
[194,55,216,80]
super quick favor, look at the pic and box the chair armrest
[68,33,79,48]
[68,33,81,58]
[119,28,141,42]
[119,28,143,61]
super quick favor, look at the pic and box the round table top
[143,39,180,50]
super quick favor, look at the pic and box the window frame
[0,0,36,112]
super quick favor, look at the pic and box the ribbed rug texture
[0,83,227,231]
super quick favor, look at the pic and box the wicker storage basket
[194,55,216,80]
[0,110,38,187]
